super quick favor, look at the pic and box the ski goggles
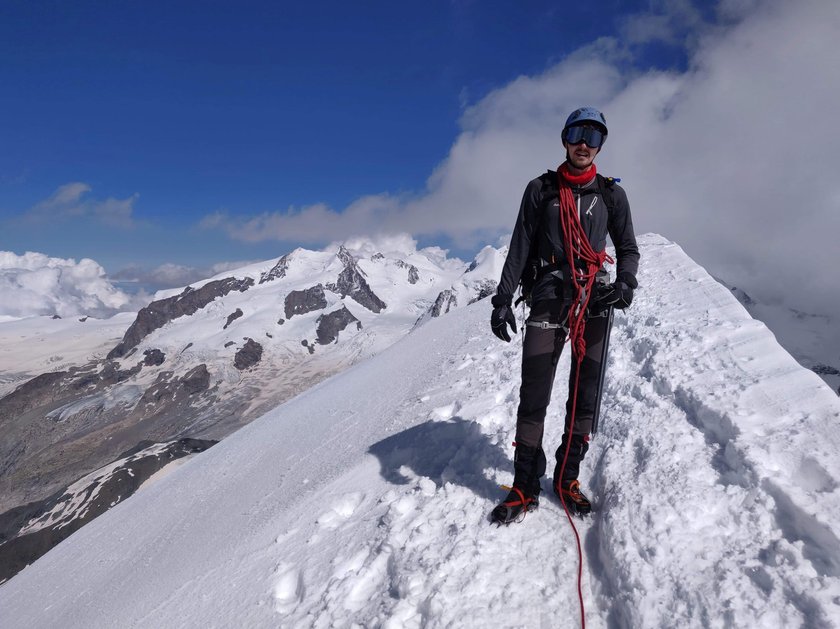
[563,124,606,148]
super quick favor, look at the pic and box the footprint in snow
[272,563,304,614]
[430,402,461,420]
[316,492,365,530]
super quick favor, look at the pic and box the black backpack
[517,171,619,304]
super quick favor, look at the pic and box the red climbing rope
[555,166,613,629]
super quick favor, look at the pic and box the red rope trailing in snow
[556,166,613,629]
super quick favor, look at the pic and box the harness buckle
[526,320,566,330]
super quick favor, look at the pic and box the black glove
[594,273,636,311]
[491,294,517,342]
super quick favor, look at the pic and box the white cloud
[331,233,420,258]
[0,251,133,319]
[26,182,139,228]
[619,0,708,46]
[111,259,262,292]
[203,0,840,315]
[40,182,92,208]
[200,195,403,245]
[143,263,204,286]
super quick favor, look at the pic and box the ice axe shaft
[591,305,614,435]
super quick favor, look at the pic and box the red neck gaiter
[558,161,597,186]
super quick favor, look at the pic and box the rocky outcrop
[284,284,327,319]
[316,307,362,345]
[0,438,217,585]
[98,361,142,386]
[812,364,840,376]
[429,289,457,318]
[718,278,756,307]
[142,349,166,366]
[327,246,387,313]
[407,266,420,284]
[259,253,291,284]
[0,371,69,422]
[107,276,254,359]
[468,279,496,305]
[234,339,263,370]
[413,289,462,329]
[395,260,420,284]
[137,364,210,406]
[181,364,211,394]
[224,308,244,329]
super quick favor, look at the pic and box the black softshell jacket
[496,170,640,304]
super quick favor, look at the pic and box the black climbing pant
[514,299,611,481]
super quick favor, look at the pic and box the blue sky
[0,1,697,280]
[2,0,839,323]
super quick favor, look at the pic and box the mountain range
[0,240,502,581]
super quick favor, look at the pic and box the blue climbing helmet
[562,107,608,148]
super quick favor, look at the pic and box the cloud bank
[202,0,839,315]
[111,259,261,294]
[0,252,134,320]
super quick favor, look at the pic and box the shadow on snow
[367,416,507,505]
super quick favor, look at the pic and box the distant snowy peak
[413,246,504,328]
[325,247,387,314]
[112,238,500,365]
[465,245,506,276]
[107,276,255,359]
[259,252,291,284]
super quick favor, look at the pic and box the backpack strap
[517,171,621,305]
[596,173,620,211]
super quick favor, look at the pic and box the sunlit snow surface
[2,235,839,628]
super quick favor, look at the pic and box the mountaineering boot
[554,479,592,516]
[490,443,546,525]
[553,432,592,515]
[553,432,589,487]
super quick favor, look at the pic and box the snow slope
[743,302,840,395]
[2,234,839,628]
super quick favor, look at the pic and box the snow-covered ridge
[2,234,839,628]
[719,280,840,395]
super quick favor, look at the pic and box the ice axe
[591,304,614,435]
